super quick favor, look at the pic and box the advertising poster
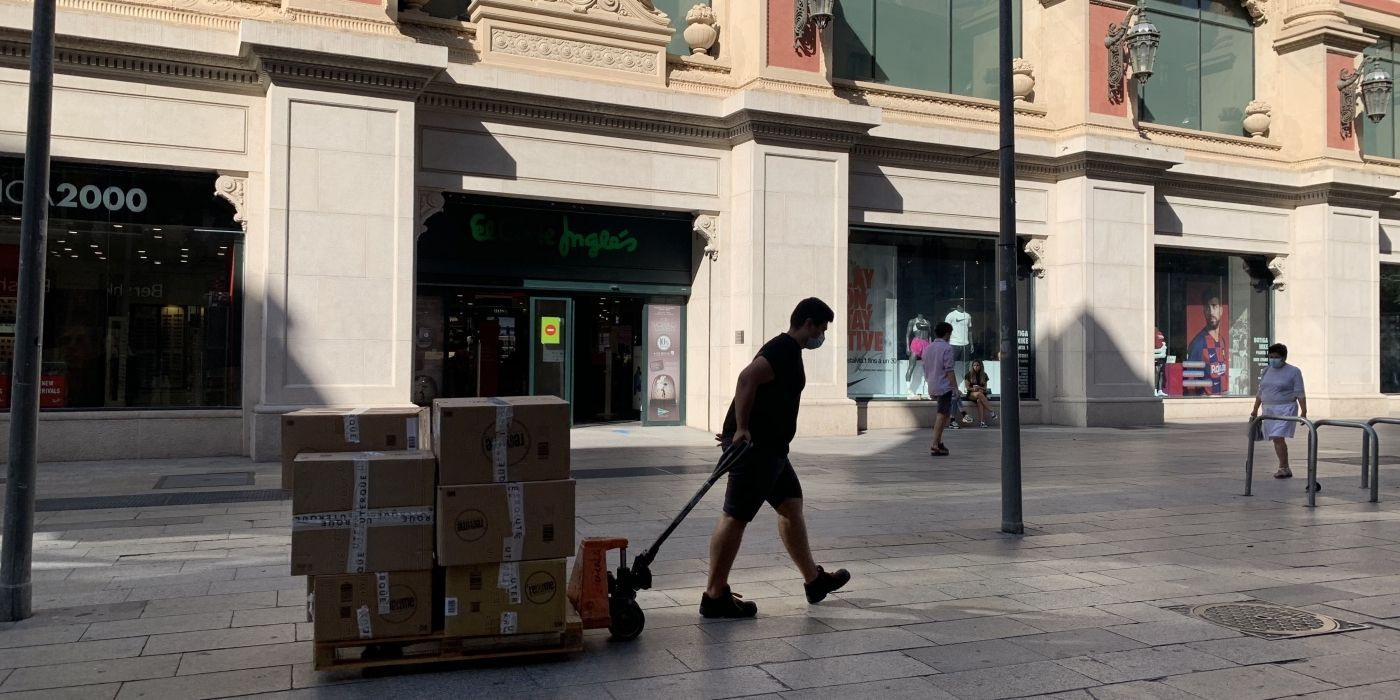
[644,304,683,425]
[1182,279,1229,396]
[847,244,898,397]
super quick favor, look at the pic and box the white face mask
[806,333,825,350]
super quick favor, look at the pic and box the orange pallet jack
[568,442,751,640]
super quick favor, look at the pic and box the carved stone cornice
[419,86,879,148]
[834,81,1049,128]
[250,46,445,98]
[1137,123,1285,158]
[469,0,670,85]
[0,30,262,91]
[53,0,401,37]
[419,90,730,143]
[399,14,478,59]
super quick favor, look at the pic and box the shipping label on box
[433,396,569,486]
[311,570,434,642]
[436,480,575,566]
[281,407,429,489]
[291,451,437,576]
[443,559,567,637]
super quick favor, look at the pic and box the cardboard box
[280,407,429,489]
[291,451,436,576]
[436,480,575,566]
[311,570,434,642]
[443,559,567,637]
[433,397,570,486]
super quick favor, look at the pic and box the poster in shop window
[644,304,683,425]
[847,244,898,397]
[1183,280,1229,396]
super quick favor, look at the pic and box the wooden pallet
[313,604,585,672]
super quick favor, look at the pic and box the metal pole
[1,0,57,622]
[997,0,1023,535]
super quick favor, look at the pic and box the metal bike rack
[1245,415,1320,506]
[1367,417,1400,500]
[1313,420,1380,503]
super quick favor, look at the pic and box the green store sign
[418,195,692,287]
[469,213,639,259]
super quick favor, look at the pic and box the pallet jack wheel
[608,598,645,641]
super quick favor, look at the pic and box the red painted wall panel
[1329,51,1358,150]
[1090,3,1128,118]
[768,0,821,72]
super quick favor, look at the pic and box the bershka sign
[0,158,232,227]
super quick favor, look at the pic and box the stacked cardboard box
[283,407,436,643]
[280,407,428,490]
[434,397,575,638]
[289,398,577,644]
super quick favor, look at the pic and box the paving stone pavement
[3,421,1400,698]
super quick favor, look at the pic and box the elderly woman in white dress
[1250,343,1308,481]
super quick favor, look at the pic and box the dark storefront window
[0,159,242,409]
[1154,249,1272,398]
[1383,265,1400,394]
[847,229,1035,400]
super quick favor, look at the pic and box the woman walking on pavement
[1250,343,1312,488]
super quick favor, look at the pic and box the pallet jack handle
[630,441,752,580]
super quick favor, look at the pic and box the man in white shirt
[921,322,959,457]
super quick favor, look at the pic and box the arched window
[1139,1,1255,136]
[1362,36,1400,159]
[834,0,1023,100]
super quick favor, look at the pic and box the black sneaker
[804,566,851,604]
[700,587,758,618]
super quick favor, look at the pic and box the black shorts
[722,449,804,523]
[935,391,954,415]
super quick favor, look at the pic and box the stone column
[250,84,422,460]
[1279,196,1389,417]
[717,138,857,436]
[1045,171,1163,427]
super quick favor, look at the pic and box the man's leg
[932,411,948,448]
[705,514,747,598]
[774,498,819,583]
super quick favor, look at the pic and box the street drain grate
[1168,601,1369,640]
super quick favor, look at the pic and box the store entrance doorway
[414,288,647,424]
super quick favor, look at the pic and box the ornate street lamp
[1339,55,1394,137]
[794,0,835,51]
[1104,0,1161,104]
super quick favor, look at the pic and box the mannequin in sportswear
[945,305,972,361]
[906,314,932,383]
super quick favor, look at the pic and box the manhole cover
[154,472,254,490]
[1169,601,1369,640]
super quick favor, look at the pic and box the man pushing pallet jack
[572,298,852,639]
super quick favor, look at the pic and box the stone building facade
[0,0,1397,461]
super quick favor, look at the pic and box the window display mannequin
[945,305,972,360]
[906,314,932,383]
[1154,326,1168,397]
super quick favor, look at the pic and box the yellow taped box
[291,451,436,576]
[311,570,434,642]
[433,397,570,486]
[436,480,575,566]
[280,407,429,489]
[443,559,567,637]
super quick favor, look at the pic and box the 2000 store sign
[1,178,148,214]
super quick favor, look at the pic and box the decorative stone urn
[1243,100,1272,138]
[684,4,719,56]
[1012,58,1035,102]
